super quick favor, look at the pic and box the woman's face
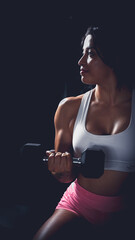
[78,34,112,85]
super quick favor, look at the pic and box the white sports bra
[72,88,135,172]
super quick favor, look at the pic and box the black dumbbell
[21,143,105,178]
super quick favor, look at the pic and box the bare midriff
[77,170,129,196]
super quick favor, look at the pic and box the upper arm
[54,98,73,153]
[54,95,83,153]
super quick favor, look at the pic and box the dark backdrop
[0,1,134,239]
[2,1,134,174]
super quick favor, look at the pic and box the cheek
[91,61,107,74]
[87,60,100,74]
[87,57,93,65]
[87,58,109,79]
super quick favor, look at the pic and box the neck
[94,84,131,106]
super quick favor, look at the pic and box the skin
[33,34,132,240]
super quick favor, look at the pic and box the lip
[80,68,89,75]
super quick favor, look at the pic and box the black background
[2,1,134,165]
[0,1,135,238]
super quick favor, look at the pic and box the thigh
[33,209,83,240]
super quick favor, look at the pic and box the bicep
[54,104,73,153]
[55,128,72,153]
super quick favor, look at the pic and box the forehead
[83,34,93,49]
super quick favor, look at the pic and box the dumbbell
[21,143,105,178]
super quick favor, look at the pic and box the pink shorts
[56,179,126,225]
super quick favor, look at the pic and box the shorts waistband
[72,179,126,212]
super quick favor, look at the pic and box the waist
[73,179,126,212]
[77,170,129,196]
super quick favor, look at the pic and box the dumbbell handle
[43,157,82,165]
[21,143,105,178]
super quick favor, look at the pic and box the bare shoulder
[54,94,83,129]
[58,94,83,109]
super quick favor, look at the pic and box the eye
[88,50,95,57]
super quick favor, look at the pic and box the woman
[33,25,135,240]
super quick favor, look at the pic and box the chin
[81,77,95,85]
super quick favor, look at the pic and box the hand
[46,150,73,176]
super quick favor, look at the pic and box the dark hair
[81,25,135,89]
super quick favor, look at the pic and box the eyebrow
[83,46,95,50]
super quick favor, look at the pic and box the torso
[68,88,133,196]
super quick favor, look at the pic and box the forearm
[51,168,77,183]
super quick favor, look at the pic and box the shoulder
[55,89,93,118]
[58,94,83,109]
[54,94,83,128]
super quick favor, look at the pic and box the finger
[60,153,68,171]
[55,152,62,157]
[65,152,73,170]
[48,153,55,172]
[46,149,55,157]
[54,152,62,172]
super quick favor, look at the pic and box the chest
[86,101,131,135]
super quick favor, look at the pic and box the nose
[78,54,86,66]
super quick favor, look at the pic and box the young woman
[33,25,135,240]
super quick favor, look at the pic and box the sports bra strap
[75,90,93,126]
